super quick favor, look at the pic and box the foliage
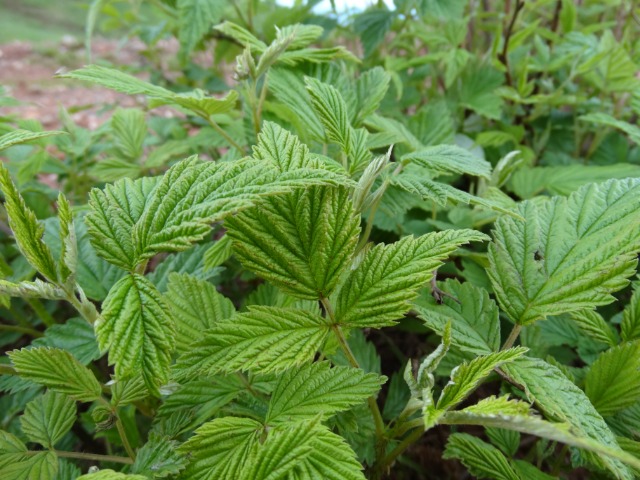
[1,0,640,479]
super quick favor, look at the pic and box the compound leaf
[97,274,175,394]
[334,230,489,328]
[226,185,360,300]
[488,179,640,325]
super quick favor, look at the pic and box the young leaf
[0,163,58,282]
[334,230,489,328]
[20,391,75,449]
[305,77,352,152]
[226,185,360,300]
[415,279,501,354]
[621,281,640,342]
[402,144,492,179]
[353,67,390,126]
[503,356,635,478]
[8,347,102,402]
[488,178,640,325]
[485,428,520,457]
[178,417,261,479]
[443,433,519,480]
[131,434,186,478]
[252,121,318,172]
[585,341,640,417]
[77,470,148,479]
[203,235,232,270]
[266,361,385,424]
[110,109,146,160]
[56,193,76,284]
[569,309,617,347]
[97,274,175,393]
[174,307,331,379]
[164,272,235,353]
[436,347,527,412]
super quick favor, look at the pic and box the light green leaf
[178,417,261,479]
[226,185,360,299]
[488,179,640,325]
[20,391,75,449]
[252,121,318,172]
[622,281,640,342]
[485,427,520,457]
[0,278,67,300]
[165,272,235,353]
[110,374,149,407]
[240,420,316,480]
[174,307,330,379]
[203,235,233,270]
[0,129,65,151]
[503,356,636,478]
[580,113,640,145]
[569,309,617,347]
[31,319,100,366]
[8,347,102,402]
[354,67,390,126]
[509,164,640,199]
[111,109,146,160]
[77,470,148,480]
[0,163,58,282]
[266,361,385,423]
[214,21,267,52]
[56,193,76,284]
[415,279,501,354]
[305,77,352,152]
[443,433,519,480]
[402,144,492,179]
[0,431,28,468]
[0,451,57,480]
[59,65,238,119]
[178,0,224,57]
[131,434,186,478]
[288,425,366,480]
[436,347,527,412]
[585,341,640,417]
[97,274,175,393]
[334,230,489,328]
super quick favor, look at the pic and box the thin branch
[498,0,525,87]
[502,324,522,350]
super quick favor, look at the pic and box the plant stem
[0,324,43,337]
[254,75,269,135]
[355,189,384,253]
[50,450,134,465]
[206,117,245,154]
[372,427,424,479]
[498,0,525,87]
[115,417,137,461]
[502,324,522,350]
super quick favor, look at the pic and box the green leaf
[0,129,65,151]
[0,278,67,300]
[402,144,492,179]
[488,179,640,325]
[305,77,352,152]
[252,121,318,172]
[8,347,102,402]
[485,427,520,457]
[178,0,224,57]
[354,67,390,126]
[0,451,57,480]
[334,230,489,328]
[622,281,640,342]
[415,279,501,354]
[580,112,640,145]
[178,417,261,479]
[165,272,235,353]
[289,425,366,480]
[97,274,175,393]
[147,242,217,292]
[0,431,28,468]
[174,307,330,379]
[509,164,640,199]
[59,65,238,119]
[131,434,186,478]
[0,163,58,282]
[266,361,385,423]
[110,109,146,160]
[20,391,75,449]
[214,21,267,52]
[502,356,636,478]
[353,9,394,57]
[585,341,640,417]
[77,470,148,480]
[240,420,316,480]
[203,235,232,270]
[32,318,101,365]
[569,309,617,347]
[443,433,519,480]
[56,193,76,284]
[226,185,360,300]
[436,347,527,412]
[453,61,504,120]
